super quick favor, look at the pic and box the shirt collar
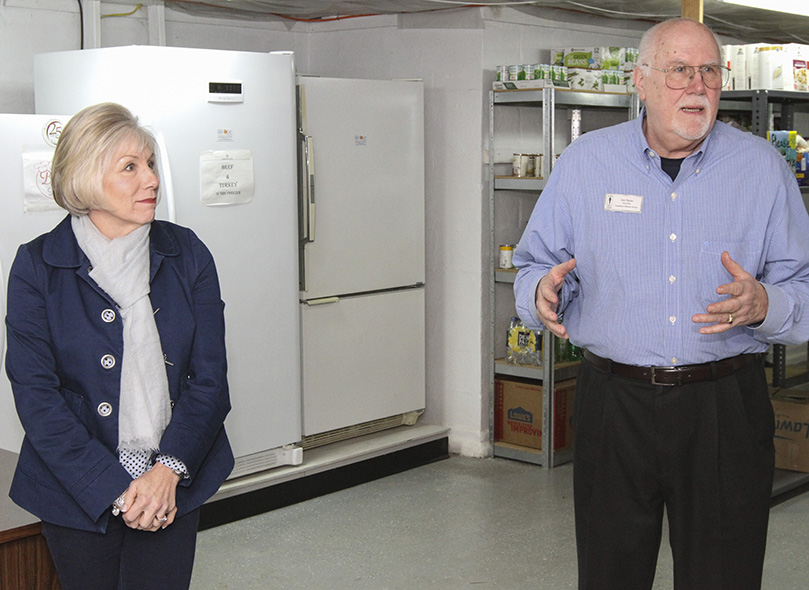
[633,107,713,166]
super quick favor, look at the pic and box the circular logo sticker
[42,119,64,147]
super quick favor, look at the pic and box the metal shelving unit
[487,86,640,467]
[488,86,809,491]
[720,89,809,137]
[720,89,809,394]
[720,89,809,497]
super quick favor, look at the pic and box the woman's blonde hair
[52,102,157,215]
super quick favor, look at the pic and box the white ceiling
[162,0,808,44]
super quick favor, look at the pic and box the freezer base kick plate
[301,410,424,450]
[228,444,303,480]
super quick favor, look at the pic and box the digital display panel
[209,82,243,95]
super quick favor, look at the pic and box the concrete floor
[192,456,809,590]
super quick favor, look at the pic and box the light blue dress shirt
[513,112,809,366]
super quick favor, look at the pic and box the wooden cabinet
[0,449,60,590]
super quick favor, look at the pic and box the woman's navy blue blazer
[5,215,234,532]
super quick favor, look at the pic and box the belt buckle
[650,366,680,386]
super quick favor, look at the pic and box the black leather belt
[582,349,762,386]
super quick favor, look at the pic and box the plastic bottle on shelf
[506,317,521,364]
[528,327,542,365]
[554,334,570,363]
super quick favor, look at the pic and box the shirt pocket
[698,240,761,307]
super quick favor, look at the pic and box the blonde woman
[6,102,234,589]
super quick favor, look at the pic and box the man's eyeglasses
[643,64,730,90]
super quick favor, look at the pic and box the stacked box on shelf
[771,389,809,473]
[568,68,601,92]
[493,376,576,452]
[552,46,637,94]
[768,131,809,186]
[553,46,636,71]
[723,43,809,91]
[493,64,568,90]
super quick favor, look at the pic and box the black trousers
[573,355,774,590]
[41,508,200,590]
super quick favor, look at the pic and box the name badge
[604,193,643,213]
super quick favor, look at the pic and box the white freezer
[35,47,303,476]
[0,114,71,452]
[298,77,426,437]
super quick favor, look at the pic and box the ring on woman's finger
[156,515,168,523]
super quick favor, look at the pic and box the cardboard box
[492,76,569,91]
[553,46,630,71]
[751,43,809,90]
[494,377,576,451]
[622,47,638,72]
[797,151,807,186]
[793,58,808,91]
[624,71,637,94]
[772,389,809,473]
[745,43,765,89]
[556,47,603,69]
[768,130,798,165]
[601,70,626,94]
[568,68,601,92]
[729,44,748,90]
[493,79,547,90]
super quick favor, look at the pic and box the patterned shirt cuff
[154,454,189,479]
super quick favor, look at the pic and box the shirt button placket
[666,191,681,358]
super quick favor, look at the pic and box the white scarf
[71,214,170,452]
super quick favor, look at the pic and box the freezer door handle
[303,296,339,306]
[0,257,5,364]
[156,131,177,223]
[301,134,316,243]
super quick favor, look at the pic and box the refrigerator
[0,114,71,453]
[34,46,302,479]
[297,76,426,442]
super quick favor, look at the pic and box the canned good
[551,65,568,84]
[530,154,543,178]
[532,64,544,79]
[499,245,515,269]
[512,153,535,177]
[522,64,536,80]
[508,65,521,81]
[497,65,509,82]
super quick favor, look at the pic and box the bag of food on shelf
[506,317,540,365]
